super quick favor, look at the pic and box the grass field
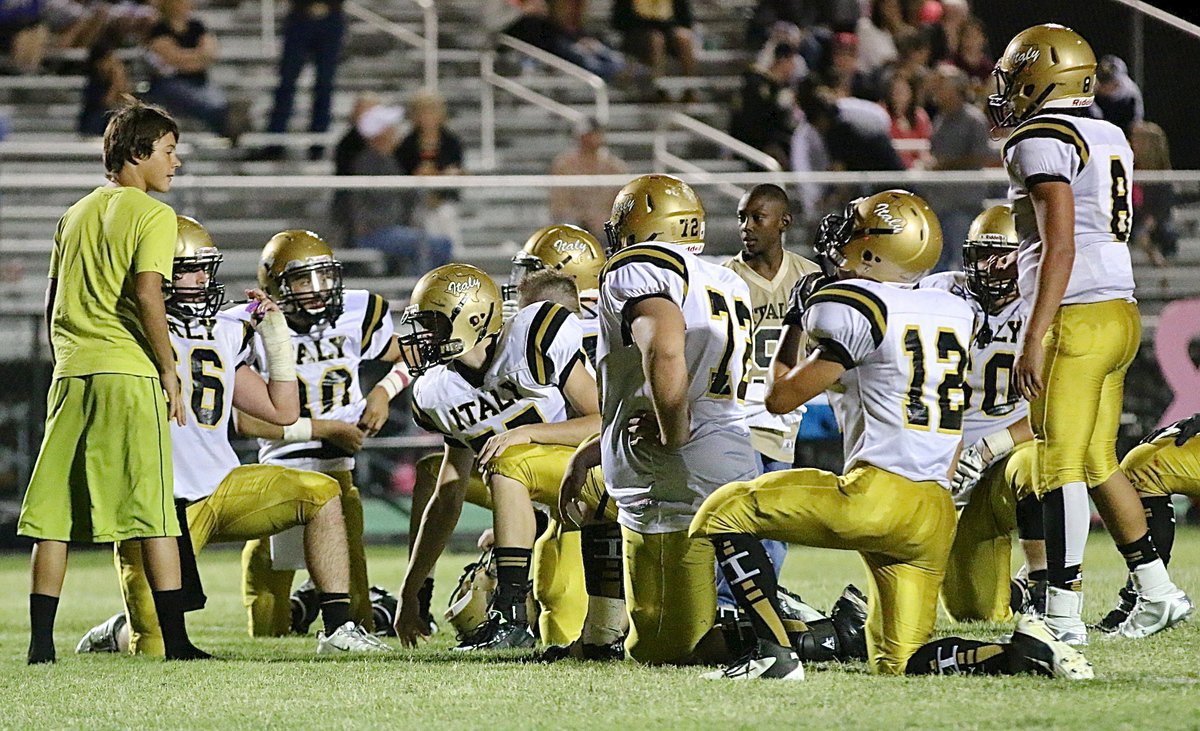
[3,532,1200,730]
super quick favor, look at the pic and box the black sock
[581,523,624,600]
[153,588,209,660]
[492,547,532,623]
[1116,531,1160,571]
[905,638,1012,675]
[417,577,435,618]
[319,592,352,634]
[711,533,790,648]
[1142,496,1175,565]
[1028,569,1047,583]
[28,593,59,664]
[1042,490,1082,591]
[1016,495,1044,540]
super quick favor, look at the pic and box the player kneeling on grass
[690,190,1092,681]
[393,265,620,652]
[76,217,388,656]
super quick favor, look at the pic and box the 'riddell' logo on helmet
[1012,47,1040,66]
[447,276,480,296]
[874,203,906,233]
[553,239,588,253]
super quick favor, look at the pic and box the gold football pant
[621,528,718,665]
[1123,435,1200,499]
[118,465,340,655]
[241,469,372,636]
[484,443,616,645]
[1031,299,1140,493]
[415,452,493,511]
[691,465,956,675]
[942,441,1036,622]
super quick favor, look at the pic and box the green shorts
[18,374,178,542]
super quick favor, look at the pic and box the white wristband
[377,363,413,400]
[257,310,297,383]
[980,428,1017,465]
[281,417,313,443]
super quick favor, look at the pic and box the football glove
[782,272,835,327]
[1142,413,1200,446]
[951,442,987,506]
[502,298,520,321]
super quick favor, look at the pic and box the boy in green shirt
[18,101,209,663]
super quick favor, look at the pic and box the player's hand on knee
[1014,337,1044,401]
[323,420,365,454]
[951,444,986,502]
[476,427,532,468]
[558,459,589,528]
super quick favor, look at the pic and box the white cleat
[1117,589,1194,639]
[1045,587,1088,646]
[75,612,126,654]
[316,622,393,654]
[701,640,805,681]
[1010,615,1094,680]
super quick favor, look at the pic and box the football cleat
[452,611,535,652]
[533,638,625,663]
[75,612,127,654]
[831,584,869,661]
[1009,616,1094,680]
[316,622,393,654]
[1117,589,1194,639]
[1093,584,1138,635]
[701,639,805,681]
[777,586,826,624]
[1044,587,1088,646]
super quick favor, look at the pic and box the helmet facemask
[396,307,459,376]
[277,258,344,328]
[503,251,545,302]
[986,64,1020,129]
[963,241,1019,311]
[813,202,857,277]
[165,249,225,320]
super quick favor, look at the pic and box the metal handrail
[479,34,609,170]
[654,112,782,200]
[344,0,438,90]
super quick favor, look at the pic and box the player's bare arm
[770,323,804,386]
[235,411,363,453]
[360,335,408,436]
[559,433,602,527]
[1015,181,1075,401]
[765,347,844,415]
[43,278,56,364]
[628,296,690,449]
[134,270,185,426]
[396,445,475,645]
[228,289,300,426]
[477,358,601,466]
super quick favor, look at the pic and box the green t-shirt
[48,186,177,379]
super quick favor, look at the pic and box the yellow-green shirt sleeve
[132,203,177,278]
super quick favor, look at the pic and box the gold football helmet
[815,189,941,284]
[506,224,606,301]
[963,204,1020,308]
[258,229,344,327]
[399,263,503,375]
[605,174,705,254]
[165,215,224,319]
[987,24,1096,128]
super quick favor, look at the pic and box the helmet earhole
[862,249,873,261]
[1023,84,1035,96]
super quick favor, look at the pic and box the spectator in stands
[730,41,799,169]
[77,41,131,137]
[1130,121,1178,267]
[926,0,967,64]
[801,85,903,177]
[265,0,345,156]
[549,116,628,235]
[855,0,908,74]
[892,27,932,108]
[1095,54,1144,135]
[143,0,235,139]
[0,0,47,74]
[927,64,991,272]
[395,89,464,259]
[882,72,931,169]
[611,0,698,101]
[505,0,624,80]
[348,104,453,274]
[331,92,380,244]
[747,0,859,49]
[951,17,992,94]
[550,0,586,36]
[819,31,881,101]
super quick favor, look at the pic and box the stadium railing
[653,111,782,201]
[344,0,439,91]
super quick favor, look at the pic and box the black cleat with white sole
[702,639,805,681]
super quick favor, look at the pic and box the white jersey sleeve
[357,292,395,361]
[600,248,688,314]
[802,283,886,369]
[523,301,589,386]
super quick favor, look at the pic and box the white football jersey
[920,272,1029,445]
[804,279,974,488]
[598,242,758,534]
[578,301,600,366]
[724,249,822,463]
[1003,113,1135,306]
[411,301,587,452]
[235,289,395,472]
[169,310,256,502]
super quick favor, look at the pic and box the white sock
[1061,481,1090,568]
[579,597,627,646]
[1131,559,1175,600]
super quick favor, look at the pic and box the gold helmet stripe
[526,301,572,386]
[807,283,888,348]
[360,293,389,347]
[1002,118,1090,169]
[599,244,689,297]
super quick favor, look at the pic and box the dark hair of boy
[103,101,180,179]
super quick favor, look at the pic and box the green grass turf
[4,532,1200,730]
